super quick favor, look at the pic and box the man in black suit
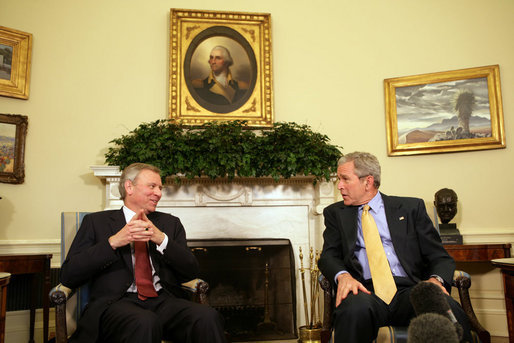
[318,152,471,342]
[61,163,226,343]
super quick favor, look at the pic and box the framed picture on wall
[0,26,32,99]
[384,65,505,156]
[0,114,28,184]
[169,8,273,127]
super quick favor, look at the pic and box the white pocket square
[399,216,405,220]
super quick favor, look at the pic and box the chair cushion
[61,212,92,334]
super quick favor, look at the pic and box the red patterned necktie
[134,241,158,300]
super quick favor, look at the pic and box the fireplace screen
[188,238,297,341]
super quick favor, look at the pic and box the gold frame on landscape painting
[169,8,273,127]
[384,65,505,156]
[0,114,28,184]
[0,26,32,99]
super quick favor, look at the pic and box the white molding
[461,230,514,245]
[475,309,509,337]
[90,165,121,177]
[469,290,506,301]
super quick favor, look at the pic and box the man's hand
[108,210,164,249]
[427,277,449,295]
[140,211,165,246]
[335,273,371,307]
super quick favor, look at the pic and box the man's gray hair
[211,45,233,67]
[118,163,161,200]
[338,152,381,189]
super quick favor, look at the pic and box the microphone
[409,281,463,341]
[408,313,459,343]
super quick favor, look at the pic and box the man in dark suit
[318,152,471,342]
[61,163,226,343]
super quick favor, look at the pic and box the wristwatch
[431,275,444,285]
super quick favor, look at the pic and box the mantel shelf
[90,165,333,185]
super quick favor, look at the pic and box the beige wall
[0,0,513,247]
[1,0,513,338]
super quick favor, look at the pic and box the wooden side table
[0,273,11,343]
[445,244,511,262]
[491,258,514,343]
[0,254,52,343]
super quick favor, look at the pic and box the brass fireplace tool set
[298,246,322,343]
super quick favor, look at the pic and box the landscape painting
[0,122,16,173]
[0,43,13,81]
[396,77,491,144]
[384,65,505,156]
[0,26,32,99]
[0,113,27,183]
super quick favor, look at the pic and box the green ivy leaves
[105,120,342,183]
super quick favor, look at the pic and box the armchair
[49,279,209,343]
[319,271,490,343]
[49,212,210,343]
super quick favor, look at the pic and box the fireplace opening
[188,238,297,341]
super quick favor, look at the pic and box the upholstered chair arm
[318,274,332,331]
[49,279,208,343]
[49,283,74,343]
[181,278,209,305]
[318,271,490,343]
[453,270,491,343]
[318,274,334,343]
[49,283,74,303]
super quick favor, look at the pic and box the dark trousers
[98,292,226,343]
[332,279,472,343]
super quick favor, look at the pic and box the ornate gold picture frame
[384,65,505,156]
[0,113,28,184]
[169,9,273,127]
[0,26,32,99]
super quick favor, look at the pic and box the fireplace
[92,166,336,337]
[189,238,296,341]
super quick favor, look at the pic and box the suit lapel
[109,209,133,273]
[339,204,359,253]
[382,193,410,274]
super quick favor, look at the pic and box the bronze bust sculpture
[434,188,458,224]
[434,188,462,244]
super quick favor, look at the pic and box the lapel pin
[399,216,405,221]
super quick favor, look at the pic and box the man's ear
[366,175,374,189]
[124,180,134,196]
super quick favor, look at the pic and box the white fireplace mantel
[91,166,336,246]
[92,165,337,326]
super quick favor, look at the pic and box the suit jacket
[318,193,455,293]
[60,209,199,342]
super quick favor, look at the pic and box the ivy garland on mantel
[105,120,342,183]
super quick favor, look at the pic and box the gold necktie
[362,205,397,304]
